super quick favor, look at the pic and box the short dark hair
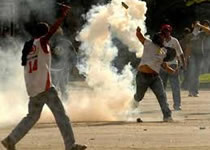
[163,47,176,62]
[152,32,164,47]
[33,22,49,38]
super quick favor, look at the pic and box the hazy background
[0,0,147,127]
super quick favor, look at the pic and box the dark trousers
[160,64,181,108]
[134,72,171,118]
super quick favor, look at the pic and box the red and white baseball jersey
[24,38,53,97]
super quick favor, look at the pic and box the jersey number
[28,59,38,73]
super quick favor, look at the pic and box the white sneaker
[193,93,199,97]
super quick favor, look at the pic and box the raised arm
[136,26,146,44]
[42,5,70,42]
[196,22,210,34]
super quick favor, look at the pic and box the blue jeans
[181,61,190,90]
[8,87,75,150]
[188,54,203,94]
[134,72,171,118]
[160,64,181,108]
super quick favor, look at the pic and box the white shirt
[164,36,183,65]
[24,38,53,97]
[140,39,167,73]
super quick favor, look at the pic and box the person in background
[179,27,192,90]
[1,5,87,150]
[199,20,210,73]
[51,27,78,101]
[130,26,177,122]
[187,20,210,97]
[160,24,186,111]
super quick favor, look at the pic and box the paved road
[1,90,210,150]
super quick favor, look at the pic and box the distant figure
[200,20,210,73]
[187,20,210,97]
[130,26,177,122]
[160,24,186,111]
[51,27,77,101]
[179,27,192,90]
[1,5,87,150]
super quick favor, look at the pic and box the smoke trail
[0,37,28,127]
[68,0,147,121]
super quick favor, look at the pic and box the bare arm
[161,62,177,74]
[136,26,146,44]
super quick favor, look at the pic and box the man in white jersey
[131,26,177,122]
[160,24,186,111]
[1,5,87,150]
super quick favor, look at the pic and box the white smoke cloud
[0,38,28,128]
[0,0,148,127]
[69,0,147,121]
